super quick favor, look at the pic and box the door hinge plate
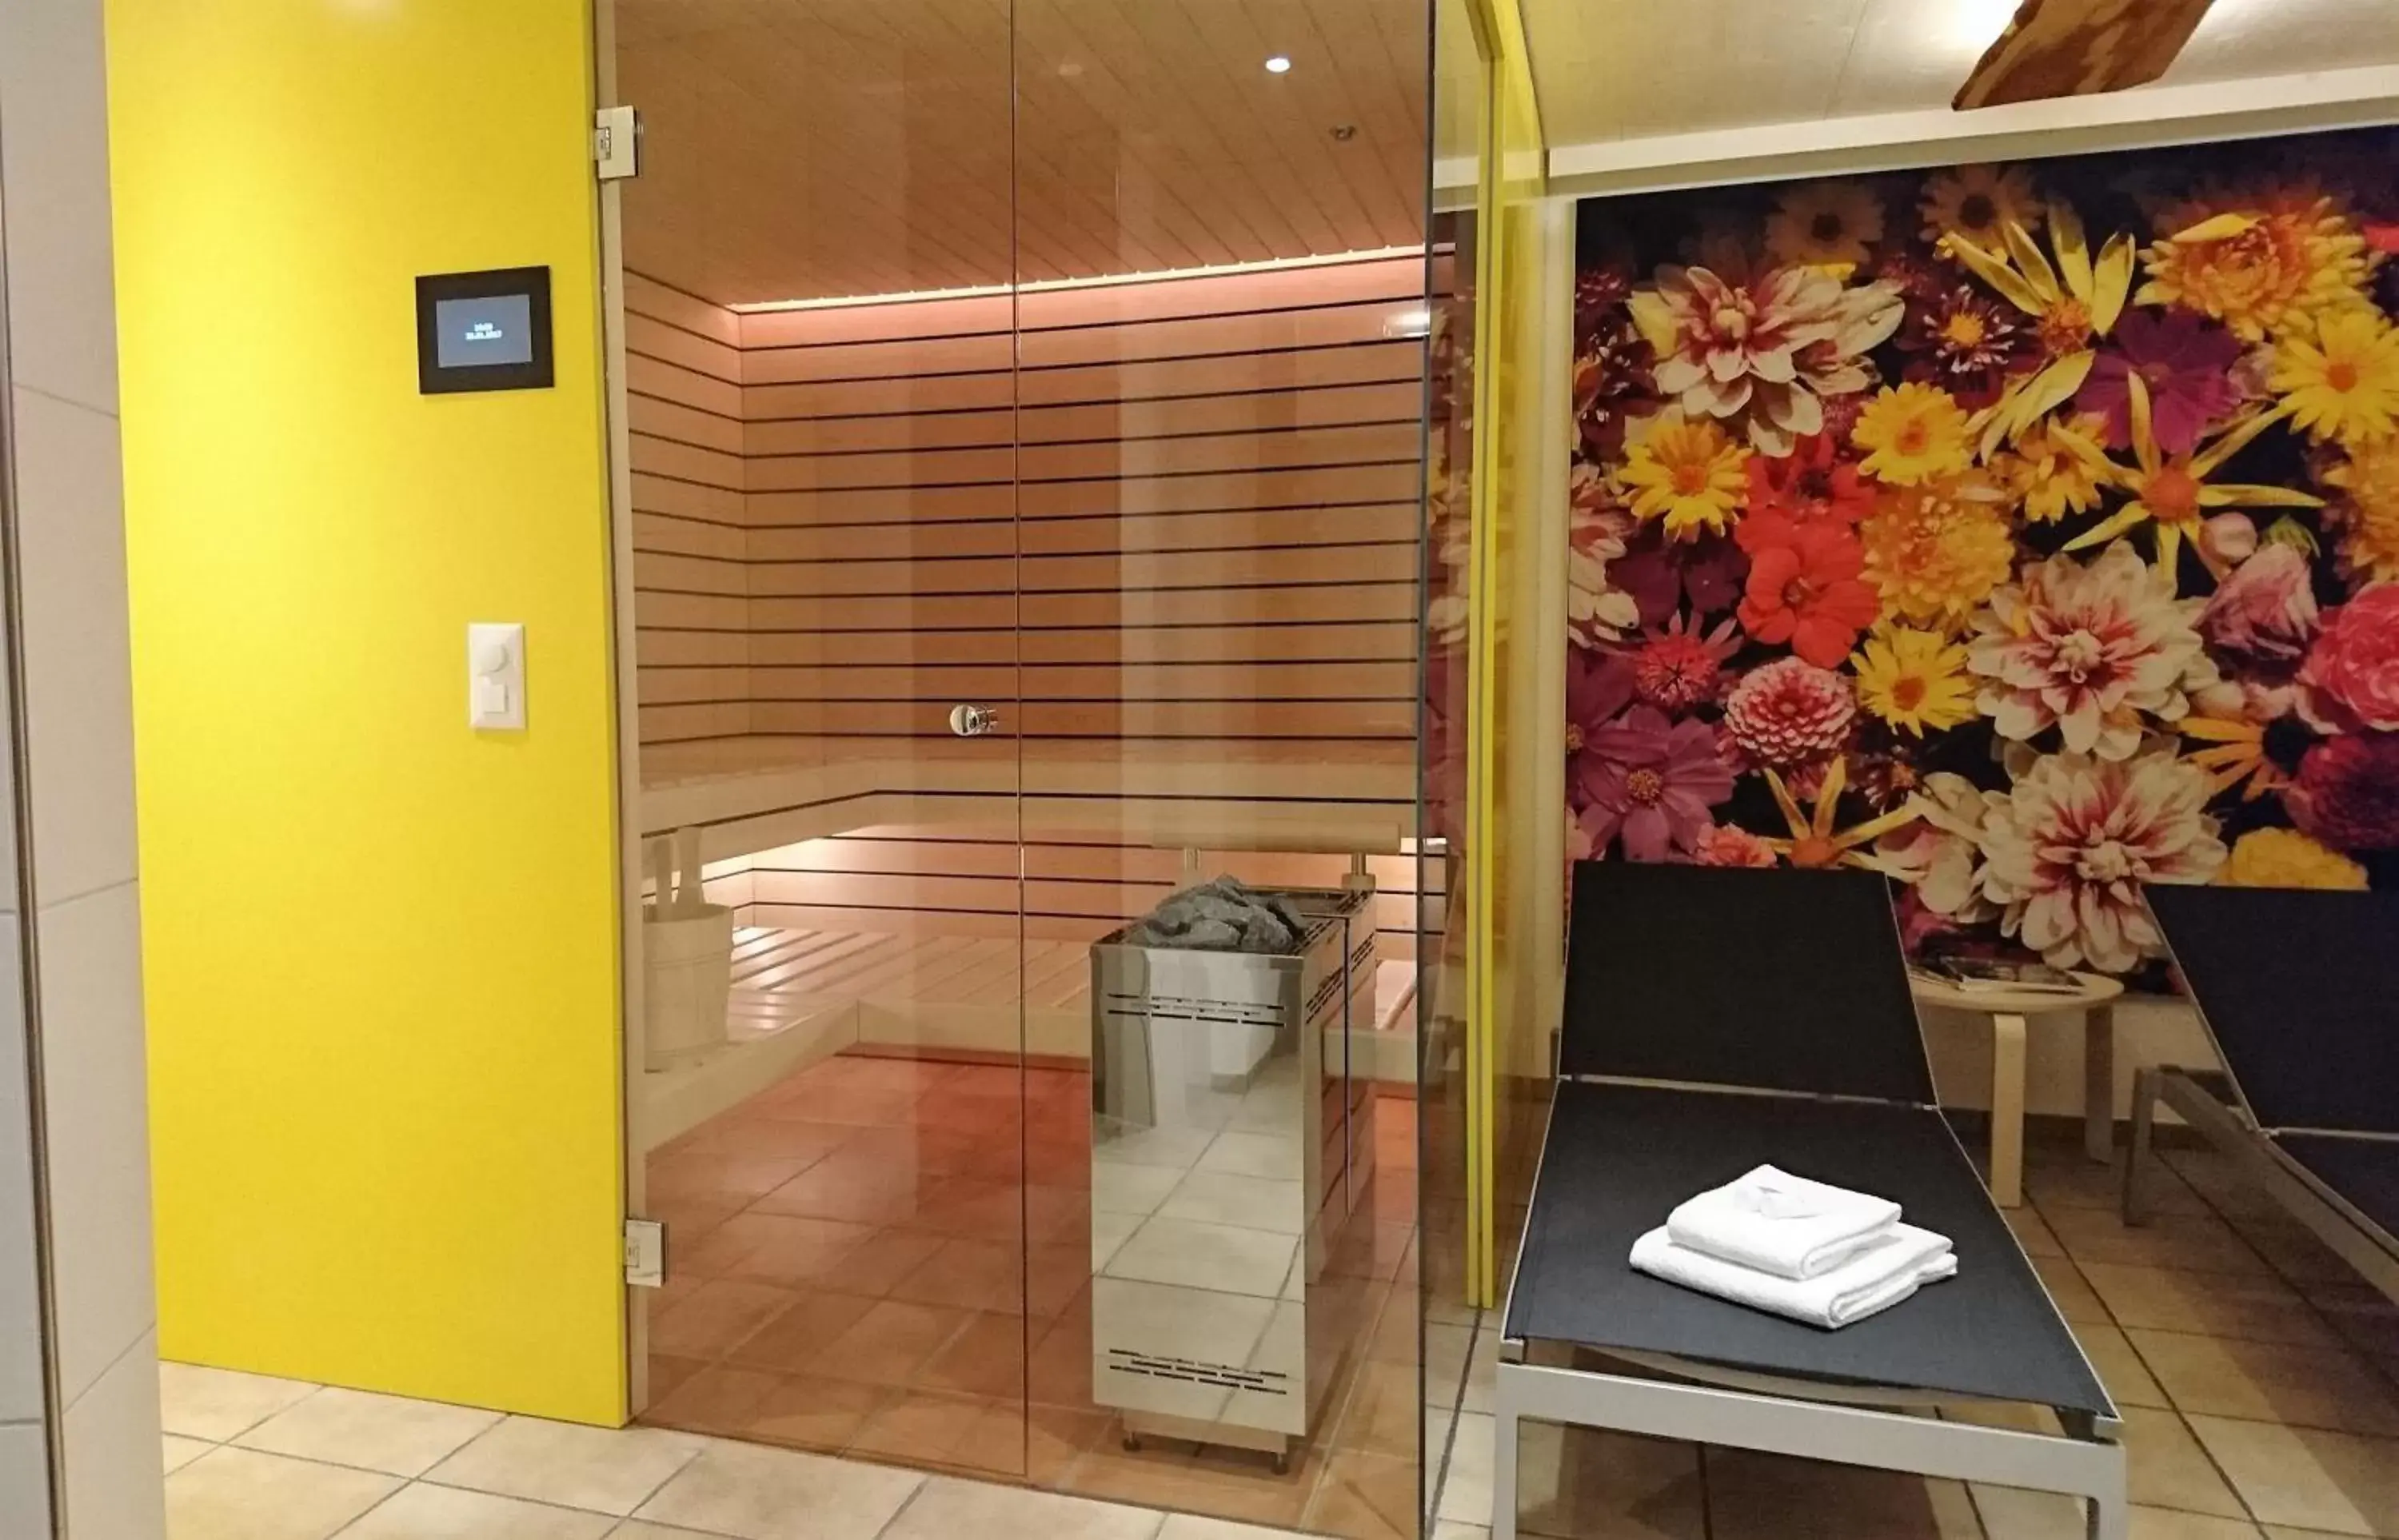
[624,1218,666,1287]
[596,105,640,182]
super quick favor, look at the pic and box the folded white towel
[1666,1165,1904,1279]
[1630,1223,1956,1330]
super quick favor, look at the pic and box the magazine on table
[1911,956,2086,996]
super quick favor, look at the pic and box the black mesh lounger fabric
[1562,863,1935,1104]
[1505,1080,2115,1417]
[2145,885,2399,1136]
[2275,1134,2399,1242]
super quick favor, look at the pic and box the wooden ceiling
[1520,0,2399,149]
[613,0,1432,307]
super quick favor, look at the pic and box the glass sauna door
[1010,2,1433,1526]
[606,1,1035,1478]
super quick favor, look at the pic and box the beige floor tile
[2162,1151,2284,1223]
[166,1446,401,1540]
[2122,1407,2249,1520]
[1515,1425,1702,1538]
[338,1482,617,1538]
[2004,1207,2066,1259]
[162,1433,212,1474]
[879,1474,1161,1540]
[609,1525,742,1539]
[1704,1448,1984,1538]
[2034,1257,2111,1327]
[1460,1327,1499,1415]
[2046,1205,2273,1277]
[2082,1265,2340,1347]
[1970,1482,2090,1538]
[2130,1331,2399,1436]
[2189,1414,2399,1536]
[158,1361,318,1442]
[634,1438,923,1540]
[1157,1517,1314,1539]
[1431,1526,1491,1540]
[2031,1155,2204,1215]
[234,1386,502,1478]
[1438,1411,1493,1526]
[425,1415,704,1517]
[2079,1323,2169,1408]
[2129,1509,2264,1538]
[2232,1219,2361,1289]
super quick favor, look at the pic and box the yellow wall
[109,0,627,1422]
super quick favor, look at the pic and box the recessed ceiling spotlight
[1264,55,1292,74]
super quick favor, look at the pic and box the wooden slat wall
[628,255,1428,956]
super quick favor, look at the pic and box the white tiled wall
[0,0,168,1534]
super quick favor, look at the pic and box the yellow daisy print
[1850,383,1973,486]
[1919,164,2042,253]
[1766,182,1886,271]
[1852,626,1977,736]
[2271,311,2399,448]
[1619,417,1750,540]
[2000,417,2109,524]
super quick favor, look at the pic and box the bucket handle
[646,828,709,917]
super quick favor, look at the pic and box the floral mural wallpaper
[1564,129,2399,978]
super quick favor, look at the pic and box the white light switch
[469,622,525,730]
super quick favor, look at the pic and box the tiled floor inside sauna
[160,1114,2399,1539]
[639,1051,1424,1533]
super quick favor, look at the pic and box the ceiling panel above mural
[613,0,1431,307]
[1521,0,2399,150]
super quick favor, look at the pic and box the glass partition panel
[1011,1,1435,1526]
[606,0,1029,1478]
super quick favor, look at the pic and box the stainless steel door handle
[948,704,1000,737]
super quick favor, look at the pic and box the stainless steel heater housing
[1087,884,1379,1466]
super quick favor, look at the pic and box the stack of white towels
[1629,1166,1958,1330]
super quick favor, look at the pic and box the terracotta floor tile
[818,1229,951,1299]
[1308,1449,1420,1539]
[958,1403,1112,1486]
[913,1178,1039,1242]
[737,1375,888,1454]
[1030,1243,1094,1319]
[1326,1358,1422,1460]
[726,1291,884,1375]
[848,1388,996,1470]
[754,1169,944,1228]
[891,1239,1028,1315]
[915,1311,1028,1400]
[1028,1306,1096,1410]
[649,1151,824,1208]
[644,1362,782,1438]
[676,1115,856,1167]
[814,1299,976,1386]
[650,1279,798,1361]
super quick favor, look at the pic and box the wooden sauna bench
[636,736,1419,1151]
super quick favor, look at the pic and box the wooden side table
[1907,971,2126,1208]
